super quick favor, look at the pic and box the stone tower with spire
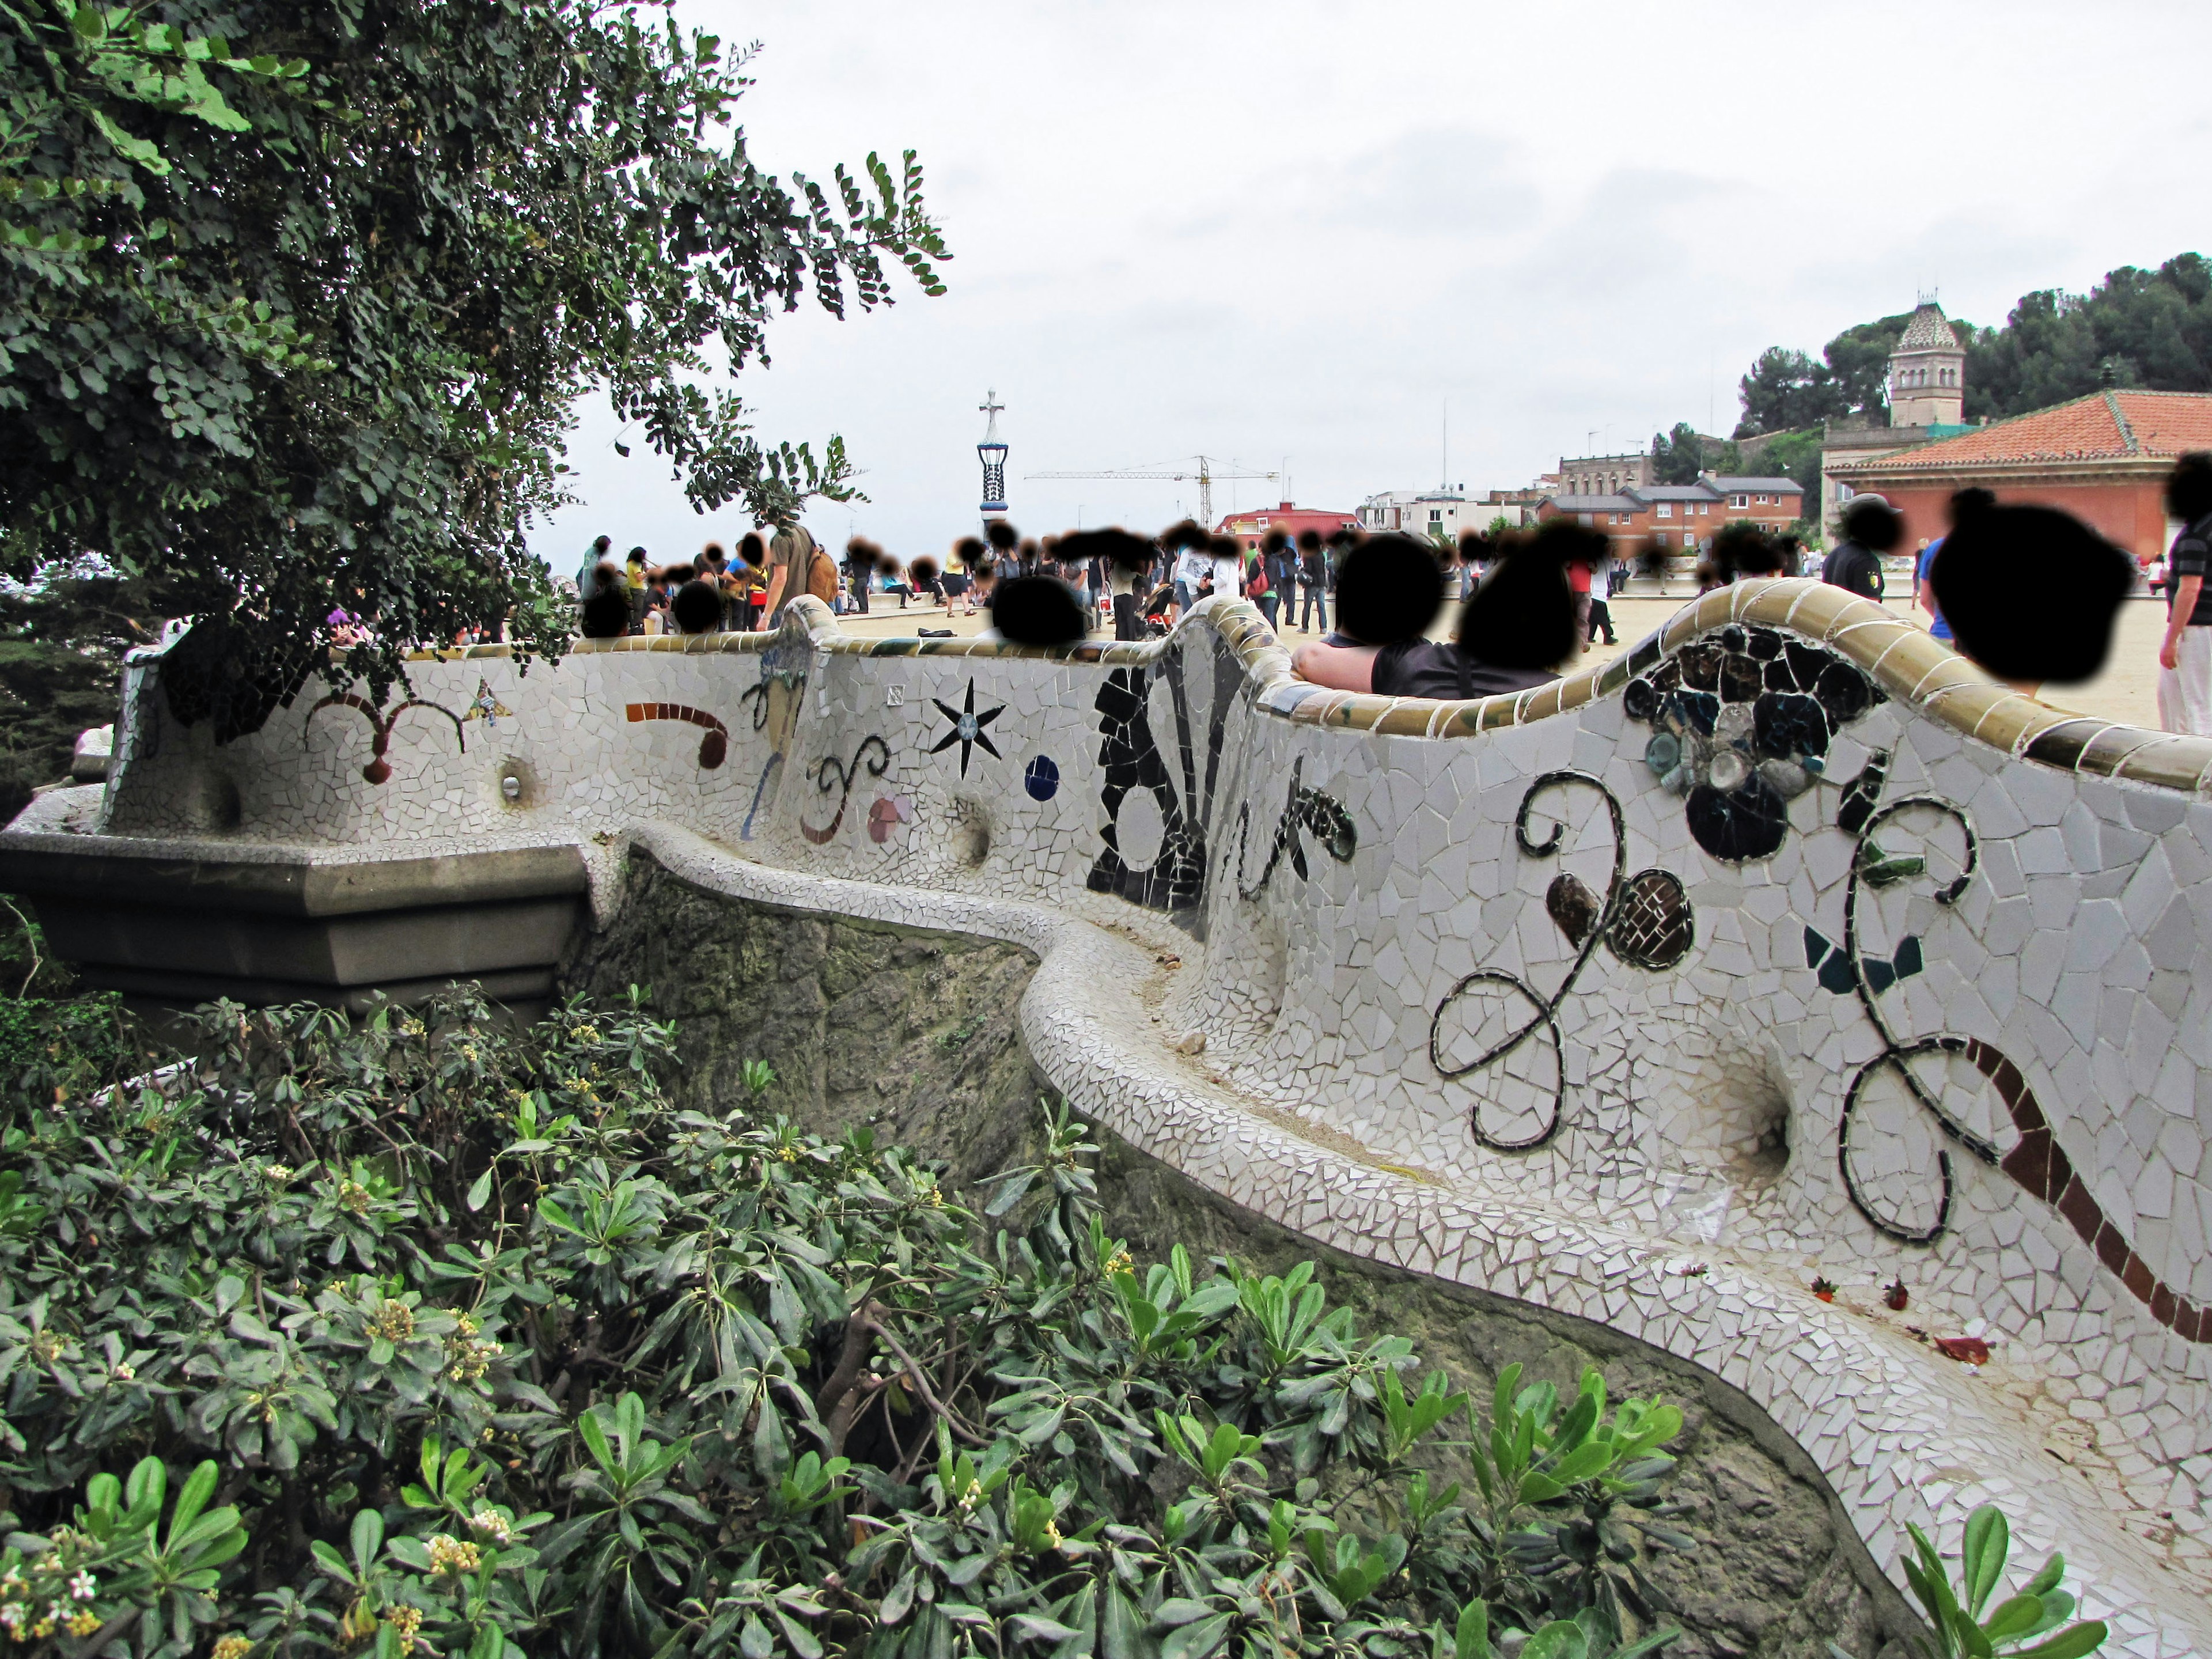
[1887,299,1965,427]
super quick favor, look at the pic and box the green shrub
[0,987,147,1101]
[0,986,1706,1657]
[1831,1503,2107,1659]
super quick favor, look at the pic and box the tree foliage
[1732,314,1918,438]
[0,0,946,718]
[1645,426,1706,488]
[0,986,1707,1658]
[1961,256,2212,419]
[1753,429,1824,537]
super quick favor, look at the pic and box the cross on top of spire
[979,388,1005,443]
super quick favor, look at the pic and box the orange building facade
[1218,501,1362,548]
[1826,391,2212,565]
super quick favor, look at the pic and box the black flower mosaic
[1089,637,1245,919]
[1622,624,1881,863]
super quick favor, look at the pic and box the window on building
[1656,503,1672,518]
[1729,493,1749,509]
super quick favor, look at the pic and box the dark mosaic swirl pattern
[1431,771,1695,1152]
[1819,753,2212,1343]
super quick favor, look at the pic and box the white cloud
[529,0,2212,568]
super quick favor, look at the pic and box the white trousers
[2158,626,2212,736]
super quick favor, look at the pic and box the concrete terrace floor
[830,590,2176,733]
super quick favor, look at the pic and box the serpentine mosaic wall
[80,582,2212,1635]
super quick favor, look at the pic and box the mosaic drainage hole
[950,798,993,869]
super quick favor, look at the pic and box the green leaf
[166,1460,218,1547]
[1962,1505,2009,1616]
[1154,1601,1215,1628]
[880,1569,917,1626]
[467,1166,494,1210]
[1159,1613,1232,1659]
[351,1508,384,1577]
[1520,1622,1589,1659]
[579,1408,614,1473]
[1608,1630,1683,1659]
[1455,1601,1492,1659]
[1518,1472,1565,1505]
[1012,1618,1084,1645]
[1545,1441,1614,1487]
[1982,1596,2047,1644]
[2005,1626,2108,1659]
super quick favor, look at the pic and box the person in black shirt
[2157,454,2212,733]
[1291,522,1585,698]
[1296,529,1331,633]
[1054,527,1157,643]
[1821,498,1902,599]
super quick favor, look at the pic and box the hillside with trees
[1634,252,2212,532]
[1730,253,2212,438]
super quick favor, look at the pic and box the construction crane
[1027,456,1277,530]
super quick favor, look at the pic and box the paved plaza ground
[833,589,2173,730]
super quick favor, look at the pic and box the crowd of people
[567,450,2211,718]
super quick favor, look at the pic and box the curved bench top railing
[399,580,2212,793]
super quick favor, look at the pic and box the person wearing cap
[1821,498,1898,600]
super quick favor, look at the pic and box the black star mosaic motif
[929,678,1004,776]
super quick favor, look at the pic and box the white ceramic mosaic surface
[20,581,2212,1655]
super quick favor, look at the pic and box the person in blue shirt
[1918,488,1993,646]
[1912,539,1948,641]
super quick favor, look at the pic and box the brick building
[1558,450,1656,498]
[1218,501,1362,548]
[1824,391,2212,564]
[1536,475,1805,555]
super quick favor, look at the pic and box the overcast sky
[529,0,2212,571]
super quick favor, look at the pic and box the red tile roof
[1835,391,2212,471]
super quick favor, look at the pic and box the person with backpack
[1296,529,1330,634]
[1244,541,1275,626]
[757,522,838,622]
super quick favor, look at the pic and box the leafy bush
[0,986,1710,1657]
[0,986,148,1101]
[1832,1503,2107,1659]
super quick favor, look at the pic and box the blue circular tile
[1024,755,1060,801]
